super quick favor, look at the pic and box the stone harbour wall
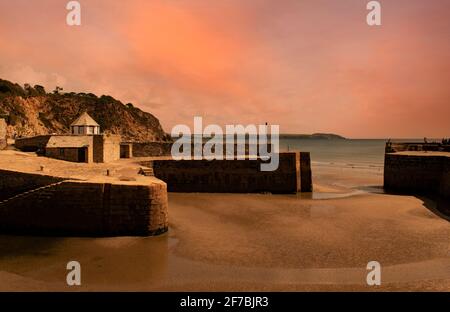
[143,152,312,194]
[132,142,173,157]
[132,142,272,158]
[384,153,450,216]
[0,169,64,201]
[440,160,450,198]
[14,135,52,152]
[0,170,168,236]
[438,160,450,215]
[300,152,313,192]
[387,142,450,153]
[384,154,448,194]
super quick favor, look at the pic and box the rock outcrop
[0,118,6,149]
[0,78,170,142]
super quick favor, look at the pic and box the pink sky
[0,0,449,138]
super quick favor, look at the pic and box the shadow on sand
[355,185,450,222]
[0,235,64,258]
[417,195,450,222]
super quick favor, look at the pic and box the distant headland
[171,133,347,141]
[279,133,347,140]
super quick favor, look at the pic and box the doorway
[78,147,87,163]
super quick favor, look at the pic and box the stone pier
[384,142,450,216]
[0,169,168,236]
[143,152,313,194]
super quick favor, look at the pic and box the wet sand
[0,163,449,291]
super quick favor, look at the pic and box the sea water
[185,135,426,169]
[279,138,425,169]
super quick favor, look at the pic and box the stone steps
[138,167,154,177]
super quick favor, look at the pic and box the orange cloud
[125,1,252,95]
[0,0,449,137]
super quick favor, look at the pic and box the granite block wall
[384,154,446,193]
[384,153,450,216]
[0,170,168,236]
[300,152,313,192]
[145,153,307,194]
[14,135,51,152]
[132,142,173,157]
[0,169,64,201]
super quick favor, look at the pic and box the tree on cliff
[34,85,46,95]
[53,86,64,94]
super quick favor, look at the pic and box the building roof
[70,112,100,127]
[46,135,92,148]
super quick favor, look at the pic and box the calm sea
[180,135,427,169]
[279,138,424,168]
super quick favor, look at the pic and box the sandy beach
[0,162,449,291]
[1,0,450,295]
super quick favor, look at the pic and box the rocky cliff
[0,78,171,142]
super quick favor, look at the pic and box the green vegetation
[0,79,26,97]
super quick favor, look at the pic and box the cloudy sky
[0,0,449,138]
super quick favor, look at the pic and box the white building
[70,112,100,135]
